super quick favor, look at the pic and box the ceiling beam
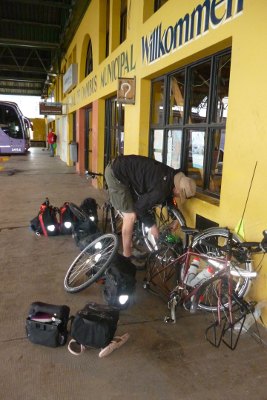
[0,38,59,50]
[2,0,73,10]
[0,77,45,83]
[0,18,61,30]
[0,90,43,96]
[0,66,49,75]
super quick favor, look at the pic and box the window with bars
[149,49,231,200]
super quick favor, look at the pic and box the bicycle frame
[146,236,257,318]
[144,227,267,350]
[162,249,233,321]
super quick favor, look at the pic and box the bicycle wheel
[64,233,119,293]
[142,204,187,252]
[190,227,253,312]
[69,202,88,222]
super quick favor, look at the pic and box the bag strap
[39,209,48,237]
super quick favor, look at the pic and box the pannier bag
[30,198,59,236]
[68,302,120,355]
[103,253,136,309]
[72,220,99,250]
[59,202,77,234]
[73,231,102,251]
[79,197,99,224]
[26,301,70,347]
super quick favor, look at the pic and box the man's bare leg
[121,212,136,257]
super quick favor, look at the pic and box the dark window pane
[151,80,165,125]
[85,40,93,76]
[106,0,110,57]
[169,72,185,125]
[1,106,23,138]
[120,0,127,43]
[188,61,211,123]
[154,0,168,12]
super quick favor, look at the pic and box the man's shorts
[104,163,134,213]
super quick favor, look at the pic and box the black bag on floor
[59,202,77,234]
[30,198,59,236]
[69,302,120,353]
[79,197,99,224]
[72,220,99,249]
[25,302,70,347]
[74,231,102,251]
[103,253,136,309]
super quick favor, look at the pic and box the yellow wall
[55,0,267,317]
[31,118,46,141]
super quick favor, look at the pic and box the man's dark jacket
[112,155,180,225]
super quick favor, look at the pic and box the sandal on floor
[99,333,130,358]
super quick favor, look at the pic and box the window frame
[149,48,231,201]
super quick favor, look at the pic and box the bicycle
[143,227,267,349]
[63,169,189,293]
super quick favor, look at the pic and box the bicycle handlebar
[238,230,267,253]
[199,229,267,255]
[85,170,104,178]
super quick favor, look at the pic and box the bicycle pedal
[164,316,175,324]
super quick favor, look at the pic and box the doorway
[104,97,124,168]
[84,107,92,171]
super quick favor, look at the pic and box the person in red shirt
[47,128,57,157]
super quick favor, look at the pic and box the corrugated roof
[0,0,91,97]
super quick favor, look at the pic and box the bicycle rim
[191,227,253,312]
[64,233,119,293]
[142,205,187,252]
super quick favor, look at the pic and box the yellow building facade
[53,0,267,318]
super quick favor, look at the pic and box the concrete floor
[1,147,267,400]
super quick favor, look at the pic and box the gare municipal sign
[142,0,244,64]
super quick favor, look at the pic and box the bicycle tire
[69,202,88,222]
[64,233,119,293]
[190,227,253,312]
[142,204,187,252]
